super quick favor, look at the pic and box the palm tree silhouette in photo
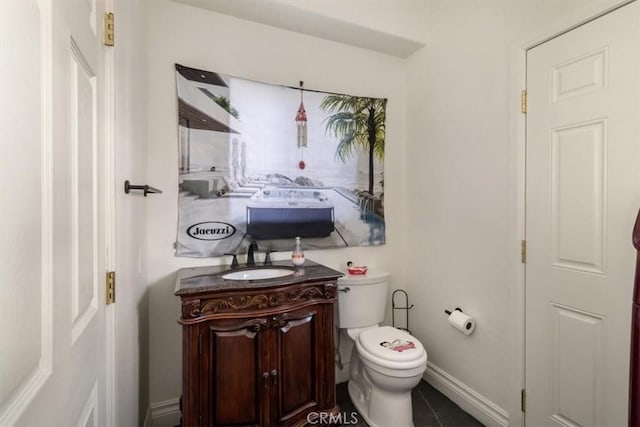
[320,95,386,196]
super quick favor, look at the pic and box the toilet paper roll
[448,310,476,335]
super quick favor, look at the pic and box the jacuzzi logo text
[306,412,359,425]
[187,221,236,240]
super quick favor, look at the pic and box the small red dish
[347,266,368,275]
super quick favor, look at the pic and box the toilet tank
[337,270,390,328]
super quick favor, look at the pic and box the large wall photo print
[175,64,387,257]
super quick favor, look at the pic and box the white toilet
[337,270,427,427]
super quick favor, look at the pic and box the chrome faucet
[246,241,258,266]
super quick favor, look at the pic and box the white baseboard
[423,362,509,427]
[146,397,181,427]
[143,407,152,427]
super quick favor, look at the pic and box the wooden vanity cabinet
[177,277,339,427]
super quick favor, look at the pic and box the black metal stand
[392,289,414,334]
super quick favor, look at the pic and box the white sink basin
[222,268,295,281]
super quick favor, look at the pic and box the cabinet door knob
[271,369,278,385]
[262,371,269,379]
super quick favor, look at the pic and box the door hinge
[106,271,115,304]
[104,12,114,46]
[521,389,526,412]
[521,90,527,113]
[521,240,527,264]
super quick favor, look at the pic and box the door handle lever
[271,369,278,385]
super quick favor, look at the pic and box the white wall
[146,0,407,409]
[405,0,628,425]
[143,0,634,424]
[114,0,149,425]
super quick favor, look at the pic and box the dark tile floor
[336,380,484,427]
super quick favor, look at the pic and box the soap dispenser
[291,236,305,266]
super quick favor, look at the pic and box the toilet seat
[357,326,426,371]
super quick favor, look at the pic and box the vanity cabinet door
[200,317,269,427]
[271,305,333,426]
[178,278,339,426]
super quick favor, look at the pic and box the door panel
[204,318,267,427]
[0,0,108,425]
[526,3,640,426]
[550,119,606,274]
[275,308,321,425]
[550,303,604,426]
[0,2,50,422]
[551,47,607,103]
[70,36,99,343]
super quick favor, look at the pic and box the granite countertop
[175,259,344,296]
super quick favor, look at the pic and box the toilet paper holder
[445,307,476,335]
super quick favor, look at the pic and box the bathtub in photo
[246,186,335,239]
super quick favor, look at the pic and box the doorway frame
[508,1,636,425]
[104,0,116,424]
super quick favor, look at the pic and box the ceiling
[172,0,425,58]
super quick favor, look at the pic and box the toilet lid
[358,326,425,363]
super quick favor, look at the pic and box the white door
[526,3,640,426]
[0,0,112,425]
